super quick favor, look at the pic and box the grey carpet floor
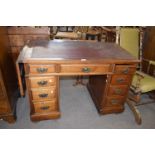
[0,77,155,129]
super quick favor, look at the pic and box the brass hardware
[114,89,122,95]
[116,78,124,83]
[82,67,91,73]
[40,106,49,110]
[37,68,48,73]
[38,93,48,98]
[111,99,118,105]
[122,68,129,74]
[37,81,48,86]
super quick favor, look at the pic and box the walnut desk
[16,40,139,121]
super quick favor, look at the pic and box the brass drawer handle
[122,68,129,74]
[111,99,119,105]
[38,93,48,98]
[82,67,91,73]
[116,78,125,83]
[36,68,48,73]
[37,80,48,86]
[114,89,122,95]
[40,106,49,110]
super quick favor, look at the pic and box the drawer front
[111,75,132,85]
[108,85,129,96]
[105,97,125,107]
[33,100,57,113]
[115,65,136,74]
[28,64,56,74]
[60,64,111,74]
[29,76,56,88]
[31,87,56,101]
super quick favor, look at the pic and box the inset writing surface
[25,40,137,61]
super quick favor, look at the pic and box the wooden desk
[17,40,139,121]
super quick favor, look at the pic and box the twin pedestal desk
[16,40,139,121]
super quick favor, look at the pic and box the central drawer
[60,64,111,74]
[31,87,56,101]
[29,76,56,88]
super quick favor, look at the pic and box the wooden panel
[100,104,124,114]
[30,111,61,121]
[0,82,4,98]
[87,75,109,112]
[8,52,19,64]
[8,27,50,35]
[29,76,56,88]
[0,27,18,123]
[143,27,155,60]
[9,35,49,47]
[11,46,22,53]
[142,27,155,74]
[9,35,25,46]
[0,99,10,113]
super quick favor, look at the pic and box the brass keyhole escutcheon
[82,67,91,73]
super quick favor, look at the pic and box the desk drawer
[60,64,111,74]
[31,87,56,101]
[29,76,56,88]
[105,97,125,107]
[115,65,136,74]
[108,85,128,96]
[33,100,57,113]
[28,64,56,74]
[111,75,132,85]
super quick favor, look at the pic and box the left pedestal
[25,64,60,121]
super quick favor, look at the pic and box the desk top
[18,40,139,64]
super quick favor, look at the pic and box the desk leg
[73,76,86,86]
